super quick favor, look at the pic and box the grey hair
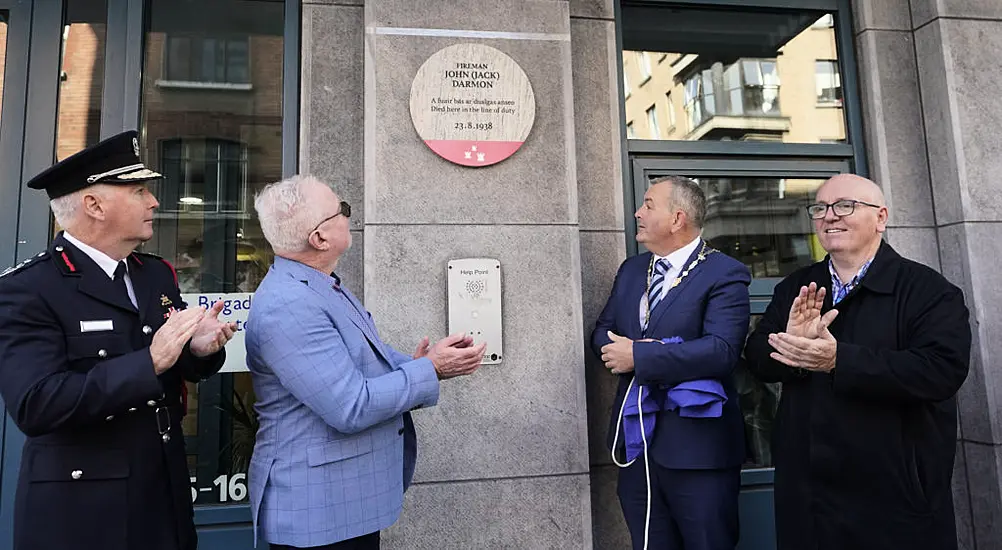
[650,175,707,228]
[50,192,82,228]
[254,174,329,254]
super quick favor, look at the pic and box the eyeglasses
[806,199,881,219]
[310,201,351,234]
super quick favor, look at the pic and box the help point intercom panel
[447,258,503,365]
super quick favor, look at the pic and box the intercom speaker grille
[465,279,487,298]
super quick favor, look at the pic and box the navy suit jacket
[591,241,751,470]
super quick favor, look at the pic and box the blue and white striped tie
[648,258,670,313]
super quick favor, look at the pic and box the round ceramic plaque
[409,43,536,167]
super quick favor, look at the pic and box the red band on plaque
[410,44,536,167]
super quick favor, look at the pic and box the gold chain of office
[643,241,716,325]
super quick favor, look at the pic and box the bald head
[812,173,888,263]
[816,174,886,207]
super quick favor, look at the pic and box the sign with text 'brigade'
[181,292,251,373]
[409,43,536,167]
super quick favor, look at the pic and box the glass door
[136,1,289,547]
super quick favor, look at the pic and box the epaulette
[132,250,178,286]
[0,251,50,279]
[132,250,163,261]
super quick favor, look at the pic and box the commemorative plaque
[409,43,536,167]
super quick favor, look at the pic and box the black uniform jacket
[745,241,971,550]
[0,233,225,550]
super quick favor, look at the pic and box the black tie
[113,261,134,308]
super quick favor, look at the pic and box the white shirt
[639,236,702,327]
[63,231,138,308]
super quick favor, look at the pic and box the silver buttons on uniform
[142,325,152,335]
[97,349,108,358]
[55,246,64,252]
[105,415,114,421]
[70,470,82,480]
[128,407,137,412]
[147,400,156,407]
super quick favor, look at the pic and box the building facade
[0,0,998,549]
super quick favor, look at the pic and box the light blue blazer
[245,256,439,547]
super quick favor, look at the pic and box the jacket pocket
[908,444,930,507]
[28,446,129,481]
[307,437,374,467]
[22,447,129,549]
[65,333,133,361]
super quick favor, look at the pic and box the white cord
[611,376,651,550]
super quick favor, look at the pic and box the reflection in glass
[815,60,842,105]
[52,0,108,237]
[736,316,779,468]
[623,10,845,143]
[0,12,7,130]
[685,176,828,278]
[140,0,284,506]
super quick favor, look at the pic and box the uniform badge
[133,137,140,157]
[160,294,178,320]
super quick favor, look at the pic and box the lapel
[329,283,398,367]
[625,255,649,338]
[55,235,138,315]
[646,240,708,333]
[279,258,396,366]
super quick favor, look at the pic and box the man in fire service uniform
[0,130,238,550]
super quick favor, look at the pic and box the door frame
[0,0,56,545]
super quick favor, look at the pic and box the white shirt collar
[654,236,702,270]
[62,231,124,279]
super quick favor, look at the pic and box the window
[684,69,715,130]
[622,9,847,142]
[624,73,631,98]
[157,138,248,213]
[638,51,652,81]
[665,92,675,128]
[815,60,842,105]
[646,105,660,139]
[165,35,250,84]
[627,122,636,138]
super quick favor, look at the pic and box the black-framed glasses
[310,201,351,234]
[806,199,881,219]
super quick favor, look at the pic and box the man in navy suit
[592,175,751,550]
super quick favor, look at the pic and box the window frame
[157,137,251,215]
[161,33,252,87]
[814,58,843,106]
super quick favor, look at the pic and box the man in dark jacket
[0,130,237,550]
[744,174,971,550]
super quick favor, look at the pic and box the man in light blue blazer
[245,175,486,550]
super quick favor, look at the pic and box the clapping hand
[769,283,839,372]
[190,300,239,358]
[150,307,205,375]
[426,333,485,380]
